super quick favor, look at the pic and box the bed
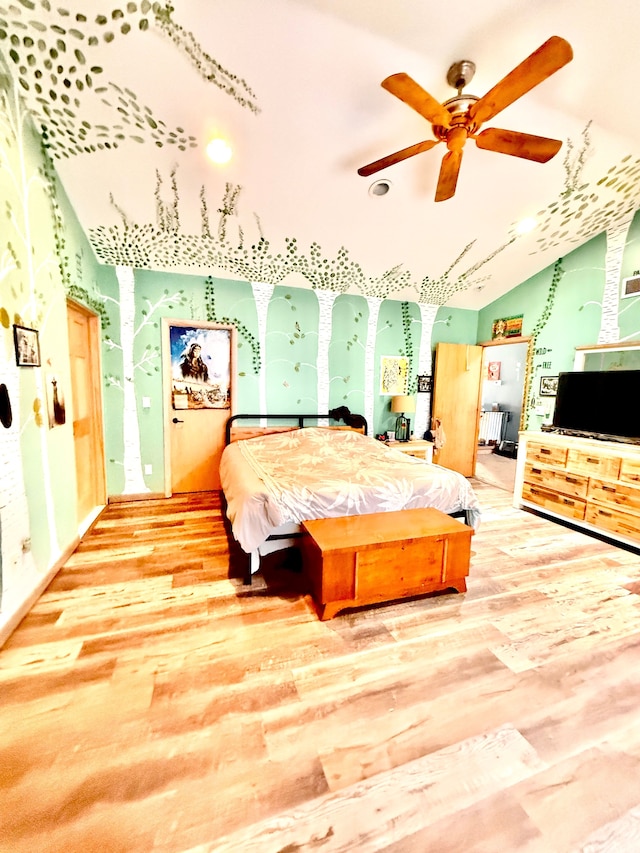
[220,412,481,585]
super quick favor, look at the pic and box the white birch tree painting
[104,265,187,494]
[250,281,274,418]
[0,77,55,616]
[599,216,634,343]
[414,303,439,438]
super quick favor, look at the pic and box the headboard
[225,408,368,445]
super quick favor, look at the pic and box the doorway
[475,339,529,491]
[162,319,236,494]
[67,299,106,530]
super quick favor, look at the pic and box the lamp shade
[391,394,415,414]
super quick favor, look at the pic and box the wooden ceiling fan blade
[357,139,440,177]
[475,128,562,162]
[382,73,453,127]
[435,150,462,202]
[469,36,573,126]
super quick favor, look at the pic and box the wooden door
[431,342,483,476]
[163,320,236,494]
[67,300,106,525]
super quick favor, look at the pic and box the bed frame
[225,410,367,446]
[223,410,368,584]
[222,410,473,588]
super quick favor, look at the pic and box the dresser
[515,431,640,548]
[385,439,434,462]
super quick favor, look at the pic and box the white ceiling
[2,0,640,309]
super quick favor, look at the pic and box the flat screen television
[550,370,640,443]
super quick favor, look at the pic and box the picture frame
[380,355,409,396]
[491,314,523,340]
[13,325,40,367]
[169,323,232,410]
[487,361,501,380]
[539,375,558,396]
[416,374,432,393]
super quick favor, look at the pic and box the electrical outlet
[144,464,152,475]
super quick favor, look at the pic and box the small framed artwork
[539,375,558,396]
[380,355,409,396]
[487,361,501,380]
[492,314,523,340]
[417,374,432,393]
[13,325,41,367]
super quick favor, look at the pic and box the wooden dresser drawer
[524,464,588,499]
[620,456,640,485]
[588,478,640,516]
[566,449,620,479]
[585,503,640,543]
[526,442,568,467]
[522,483,586,520]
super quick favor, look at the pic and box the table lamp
[391,395,415,441]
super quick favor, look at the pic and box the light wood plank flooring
[1,483,640,852]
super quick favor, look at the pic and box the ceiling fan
[358,36,573,202]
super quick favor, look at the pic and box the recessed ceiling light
[515,216,537,235]
[206,138,232,164]
[369,179,392,197]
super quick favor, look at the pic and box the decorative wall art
[417,374,432,393]
[0,383,12,429]
[487,361,501,380]
[46,374,66,428]
[13,325,40,367]
[169,324,232,410]
[380,356,409,396]
[492,315,523,340]
[540,375,559,396]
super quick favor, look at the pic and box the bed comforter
[220,427,480,553]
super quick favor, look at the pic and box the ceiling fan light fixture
[369,179,392,197]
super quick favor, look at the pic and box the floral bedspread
[220,427,480,553]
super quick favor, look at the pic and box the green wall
[2,64,640,642]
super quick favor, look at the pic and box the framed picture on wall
[416,374,432,393]
[380,356,409,395]
[13,325,41,367]
[169,324,232,410]
[539,375,558,396]
[487,361,501,380]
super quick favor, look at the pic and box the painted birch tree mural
[414,303,439,438]
[104,265,187,493]
[251,281,274,416]
[600,216,634,343]
[0,77,53,609]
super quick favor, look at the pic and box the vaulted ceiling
[2,0,640,309]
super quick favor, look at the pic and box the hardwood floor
[1,483,640,852]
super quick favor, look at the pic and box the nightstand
[385,439,434,462]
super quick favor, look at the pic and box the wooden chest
[301,508,472,620]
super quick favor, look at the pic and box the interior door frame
[66,298,107,528]
[162,317,237,496]
[479,335,532,438]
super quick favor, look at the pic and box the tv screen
[551,370,640,442]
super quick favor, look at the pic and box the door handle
[172,417,184,424]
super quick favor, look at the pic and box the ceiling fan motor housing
[432,94,480,140]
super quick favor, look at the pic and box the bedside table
[385,439,434,462]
